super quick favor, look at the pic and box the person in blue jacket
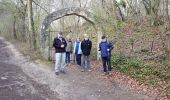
[99,35,114,75]
[73,37,82,66]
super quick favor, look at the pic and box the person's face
[77,38,80,42]
[84,34,89,40]
[58,34,62,38]
[85,37,88,40]
[102,38,107,42]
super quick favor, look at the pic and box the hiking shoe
[55,72,59,75]
[81,69,85,72]
[66,64,71,67]
[106,72,109,75]
[102,72,106,76]
[108,71,112,75]
[102,72,108,76]
[88,69,92,72]
[60,70,66,74]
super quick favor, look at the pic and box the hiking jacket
[99,41,113,57]
[53,37,67,53]
[107,41,114,57]
[73,41,82,54]
[66,39,73,53]
[81,39,92,56]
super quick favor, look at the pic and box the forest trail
[0,37,152,100]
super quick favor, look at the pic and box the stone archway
[41,7,96,47]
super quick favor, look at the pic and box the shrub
[112,53,144,71]
[126,57,143,69]
[111,53,127,67]
[141,49,150,53]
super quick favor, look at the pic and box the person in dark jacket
[81,34,92,72]
[99,35,113,75]
[53,32,67,75]
[65,35,73,65]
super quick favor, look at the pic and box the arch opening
[41,7,97,47]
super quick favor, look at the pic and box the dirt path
[0,38,59,100]
[0,37,153,100]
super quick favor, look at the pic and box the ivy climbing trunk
[27,0,36,50]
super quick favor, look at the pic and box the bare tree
[27,0,36,50]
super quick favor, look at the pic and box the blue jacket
[73,41,82,54]
[108,41,114,57]
[99,41,114,57]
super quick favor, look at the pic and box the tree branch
[32,0,49,14]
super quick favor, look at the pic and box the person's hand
[61,45,64,48]
[98,51,101,55]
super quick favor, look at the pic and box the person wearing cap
[99,35,113,75]
[81,34,92,72]
[53,32,67,75]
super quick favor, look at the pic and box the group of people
[53,32,114,76]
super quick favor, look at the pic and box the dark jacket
[81,39,92,56]
[99,41,113,57]
[53,37,67,53]
[107,41,114,57]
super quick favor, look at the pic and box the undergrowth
[111,53,169,89]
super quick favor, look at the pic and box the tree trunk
[150,38,154,53]
[166,0,169,19]
[143,0,151,15]
[165,0,170,60]
[21,14,26,42]
[117,6,125,21]
[166,37,170,60]
[13,16,17,39]
[97,32,102,60]
[61,0,65,31]
[27,0,36,50]
[19,0,27,42]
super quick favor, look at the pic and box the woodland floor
[0,37,166,100]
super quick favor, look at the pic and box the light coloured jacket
[66,40,73,52]
[73,41,82,54]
